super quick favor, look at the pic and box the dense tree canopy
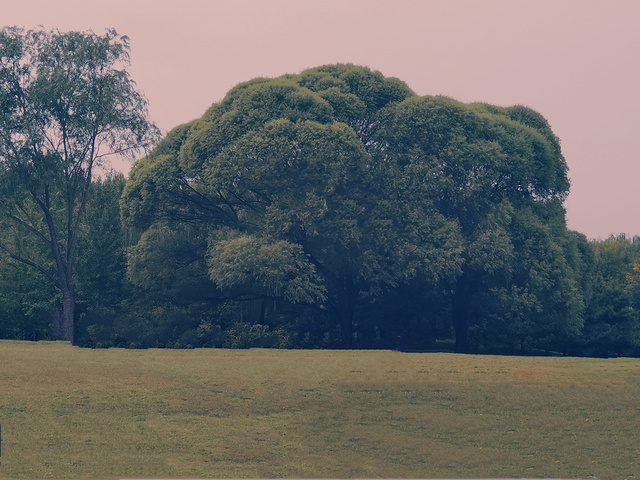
[123,66,465,346]
[120,64,589,351]
[575,235,640,356]
[2,58,637,356]
[376,95,581,351]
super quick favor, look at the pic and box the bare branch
[4,212,50,246]
[0,243,57,284]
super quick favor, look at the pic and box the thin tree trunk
[452,309,468,353]
[340,309,354,347]
[259,299,266,325]
[451,275,471,354]
[337,276,358,347]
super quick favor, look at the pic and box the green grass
[0,341,639,479]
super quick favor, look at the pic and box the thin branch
[0,243,57,284]
[4,212,50,246]
[215,189,239,222]
[94,143,142,161]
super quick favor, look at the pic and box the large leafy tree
[0,27,158,343]
[122,65,463,346]
[122,64,583,350]
[467,204,589,354]
[379,97,584,352]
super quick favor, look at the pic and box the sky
[4,0,640,239]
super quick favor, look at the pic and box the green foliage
[471,204,586,354]
[118,64,603,353]
[5,58,636,356]
[76,173,127,312]
[378,92,582,352]
[575,235,640,357]
[122,64,463,346]
[0,186,59,339]
[222,321,291,349]
[125,222,222,316]
[207,230,326,304]
[0,27,158,342]
[0,257,57,340]
[73,173,131,347]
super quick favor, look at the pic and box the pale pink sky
[5,0,640,239]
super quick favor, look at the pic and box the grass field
[0,341,639,479]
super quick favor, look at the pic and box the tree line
[1,28,639,356]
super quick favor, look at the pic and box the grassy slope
[0,341,639,479]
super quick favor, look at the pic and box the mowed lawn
[0,341,639,479]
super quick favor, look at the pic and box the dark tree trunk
[40,186,79,345]
[336,275,358,347]
[259,299,266,325]
[61,286,75,344]
[452,309,468,353]
[339,309,354,347]
[451,275,472,354]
